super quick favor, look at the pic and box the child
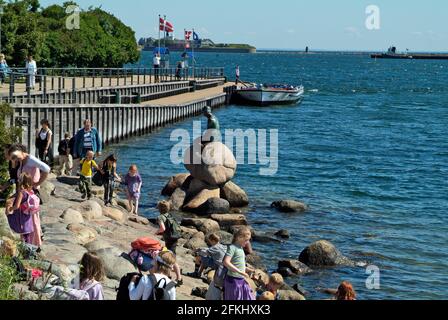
[79,252,105,300]
[129,251,177,300]
[57,133,73,176]
[79,150,101,200]
[257,273,284,300]
[335,281,356,301]
[124,165,142,215]
[188,233,227,279]
[222,226,255,301]
[156,201,183,286]
[101,155,121,206]
[7,173,42,247]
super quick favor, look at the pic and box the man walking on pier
[74,119,102,161]
[153,52,161,83]
[235,65,240,85]
[26,55,37,90]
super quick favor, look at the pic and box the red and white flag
[185,30,192,40]
[159,17,174,33]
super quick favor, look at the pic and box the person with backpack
[222,226,255,301]
[57,133,73,176]
[6,173,42,247]
[79,253,106,300]
[128,251,177,300]
[156,201,183,286]
[79,150,102,200]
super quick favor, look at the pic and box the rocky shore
[1,142,360,301]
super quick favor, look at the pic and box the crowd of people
[1,115,357,301]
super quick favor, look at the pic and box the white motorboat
[234,83,304,106]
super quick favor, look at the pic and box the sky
[38,0,448,51]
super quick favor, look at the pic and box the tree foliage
[0,0,139,67]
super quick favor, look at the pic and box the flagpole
[158,14,161,55]
[192,28,195,78]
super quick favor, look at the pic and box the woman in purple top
[124,165,143,216]
[79,253,105,300]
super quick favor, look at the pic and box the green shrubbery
[0,0,140,67]
[0,256,19,300]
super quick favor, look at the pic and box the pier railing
[0,67,225,104]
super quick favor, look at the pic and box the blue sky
[38,0,448,51]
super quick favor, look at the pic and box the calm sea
[110,51,448,300]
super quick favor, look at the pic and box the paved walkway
[145,83,234,106]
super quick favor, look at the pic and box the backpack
[116,272,142,301]
[163,214,182,241]
[213,245,230,289]
[131,237,162,252]
[148,274,176,301]
[7,192,35,235]
[129,250,155,272]
[21,191,40,215]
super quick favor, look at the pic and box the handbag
[92,171,104,187]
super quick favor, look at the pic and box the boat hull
[235,87,304,106]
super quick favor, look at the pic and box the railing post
[26,75,31,103]
[58,77,62,104]
[72,77,76,104]
[92,69,96,87]
[42,69,47,104]
[9,72,15,103]
[109,69,112,87]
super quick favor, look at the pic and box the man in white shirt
[153,53,161,83]
[235,65,240,85]
[26,55,37,90]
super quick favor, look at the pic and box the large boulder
[298,240,354,267]
[184,232,207,251]
[60,208,84,225]
[169,188,187,211]
[184,142,237,186]
[252,230,282,244]
[183,188,220,211]
[184,178,210,200]
[39,180,55,204]
[278,260,312,275]
[194,198,230,216]
[221,181,249,208]
[67,224,98,245]
[161,173,190,197]
[181,218,221,234]
[102,207,127,223]
[210,214,248,230]
[271,200,308,213]
[277,289,306,301]
[84,239,114,252]
[73,200,103,221]
[93,247,137,281]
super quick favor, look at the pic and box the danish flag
[185,30,192,40]
[159,18,174,33]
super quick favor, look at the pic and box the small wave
[308,89,319,93]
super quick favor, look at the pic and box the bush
[0,256,20,300]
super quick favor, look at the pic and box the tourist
[128,251,177,300]
[101,154,121,206]
[0,144,21,194]
[175,61,183,80]
[188,233,227,279]
[79,150,101,200]
[222,226,256,300]
[335,281,357,301]
[25,55,37,90]
[36,119,54,165]
[57,133,73,176]
[156,200,183,287]
[74,119,102,160]
[256,273,284,300]
[124,165,142,215]
[153,52,161,82]
[0,54,9,86]
[79,253,106,300]
[6,173,42,247]
[8,144,51,201]
[235,65,240,85]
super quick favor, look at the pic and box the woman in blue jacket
[74,119,103,159]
